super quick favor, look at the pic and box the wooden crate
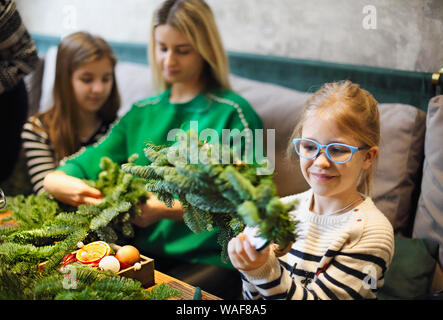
[111,243,155,288]
[38,243,155,288]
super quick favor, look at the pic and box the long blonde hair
[287,80,380,196]
[36,31,120,162]
[149,0,231,93]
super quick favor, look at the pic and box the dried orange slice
[75,241,111,265]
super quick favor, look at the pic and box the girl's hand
[228,233,271,271]
[131,193,184,228]
[43,171,102,206]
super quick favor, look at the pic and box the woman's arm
[41,118,125,205]
[44,170,185,223]
[43,115,128,205]
[43,170,102,206]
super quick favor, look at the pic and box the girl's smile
[310,172,336,182]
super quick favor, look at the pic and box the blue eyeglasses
[293,138,369,164]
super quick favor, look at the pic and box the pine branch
[122,130,299,262]
[0,268,37,299]
[89,201,131,231]
[41,227,89,275]
[145,283,182,300]
[0,156,179,300]
[94,226,119,244]
[3,194,61,229]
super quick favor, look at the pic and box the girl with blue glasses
[228,80,394,300]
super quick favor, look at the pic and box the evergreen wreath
[122,130,299,262]
[0,157,180,300]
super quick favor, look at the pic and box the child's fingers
[228,237,243,267]
[228,250,243,269]
[241,234,260,261]
[229,234,272,271]
[228,235,250,267]
[234,235,252,264]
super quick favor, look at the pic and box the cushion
[114,61,154,116]
[413,95,443,267]
[39,46,57,113]
[377,236,438,300]
[373,103,426,235]
[39,46,154,117]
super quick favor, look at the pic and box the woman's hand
[131,193,184,228]
[228,233,271,271]
[43,171,102,206]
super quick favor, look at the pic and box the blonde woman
[43,0,263,270]
[228,81,394,300]
[22,31,120,194]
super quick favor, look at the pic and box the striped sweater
[240,189,394,300]
[0,0,38,94]
[21,117,113,194]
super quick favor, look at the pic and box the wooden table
[150,270,222,300]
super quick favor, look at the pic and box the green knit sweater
[57,87,264,267]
